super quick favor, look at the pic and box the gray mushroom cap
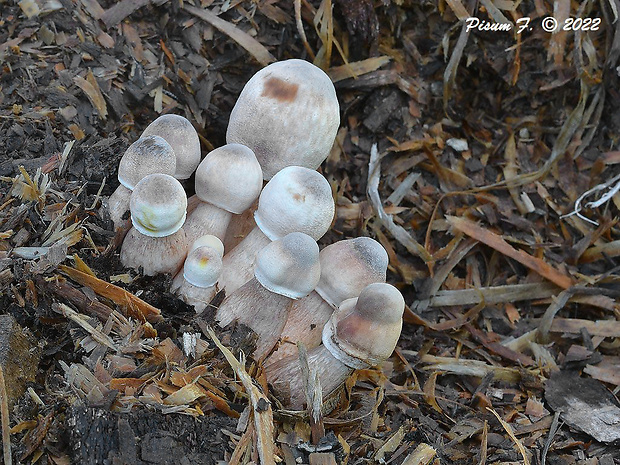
[315,237,389,308]
[322,282,405,368]
[254,232,320,299]
[194,144,263,214]
[226,59,340,180]
[142,114,201,180]
[118,135,176,190]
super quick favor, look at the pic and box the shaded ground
[1,0,620,464]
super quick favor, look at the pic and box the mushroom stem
[121,228,188,276]
[216,277,292,360]
[108,184,132,230]
[170,275,217,312]
[223,199,258,251]
[265,291,332,367]
[182,202,232,245]
[218,226,271,293]
[266,345,352,410]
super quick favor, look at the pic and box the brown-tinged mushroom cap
[315,237,389,308]
[142,114,201,180]
[194,144,263,214]
[322,282,404,369]
[254,166,334,241]
[226,59,340,180]
[130,173,187,238]
[254,232,320,299]
[118,135,176,189]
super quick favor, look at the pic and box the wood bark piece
[59,265,163,323]
[0,315,41,409]
[545,370,620,443]
[69,405,236,464]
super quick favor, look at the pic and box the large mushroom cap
[254,166,334,241]
[183,245,223,288]
[194,144,263,214]
[118,135,176,190]
[254,232,320,299]
[315,237,389,307]
[142,114,201,180]
[130,173,187,237]
[323,282,405,368]
[226,59,340,180]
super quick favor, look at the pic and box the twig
[541,412,562,465]
[298,343,325,444]
[0,366,11,465]
[294,0,315,59]
[487,407,530,465]
[561,172,620,225]
[367,144,431,262]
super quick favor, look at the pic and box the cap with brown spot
[226,59,340,180]
[253,166,335,241]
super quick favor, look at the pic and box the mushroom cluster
[106,59,406,411]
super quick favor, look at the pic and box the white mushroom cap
[194,144,263,214]
[142,114,201,180]
[322,283,404,368]
[254,232,320,299]
[190,235,224,256]
[183,246,223,288]
[227,59,340,180]
[254,166,334,241]
[118,135,177,190]
[130,173,187,238]
[316,237,389,308]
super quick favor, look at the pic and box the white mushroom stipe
[142,114,201,180]
[227,59,340,180]
[183,144,262,245]
[218,166,334,294]
[216,232,320,361]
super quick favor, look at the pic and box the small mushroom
[227,59,340,180]
[107,135,176,230]
[216,232,320,361]
[183,144,262,245]
[217,166,334,294]
[171,235,224,312]
[142,114,201,180]
[120,173,188,276]
[266,282,405,410]
[265,237,388,366]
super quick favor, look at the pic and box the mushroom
[227,59,340,180]
[171,235,224,312]
[217,166,334,294]
[120,173,188,276]
[182,144,262,245]
[107,135,176,230]
[142,114,201,180]
[266,282,405,410]
[265,237,389,366]
[216,232,320,361]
